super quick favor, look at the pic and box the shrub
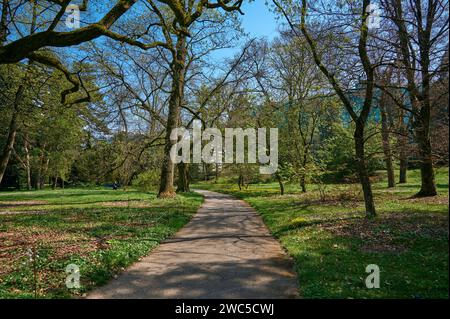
[132,170,160,192]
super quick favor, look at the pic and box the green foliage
[317,122,384,183]
[132,169,161,192]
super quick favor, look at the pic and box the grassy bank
[194,168,449,299]
[0,188,203,298]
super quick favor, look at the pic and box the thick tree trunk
[354,125,376,218]
[399,158,407,183]
[158,35,187,198]
[415,119,437,196]
[379,103,395,188]
[0,85,24,185]
[176,162,190,193]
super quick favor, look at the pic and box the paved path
[88,190,299,299]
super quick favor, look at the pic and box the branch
[0,0,138,64]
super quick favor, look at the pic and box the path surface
[88,190,299,299]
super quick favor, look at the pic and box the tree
[380,0,449,196]
[152,0,245,198]
[274,0,381,217]
[0,0,143,64]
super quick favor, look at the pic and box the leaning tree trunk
[0,85,24,185]
[158,35,187,199]
[379,103,395,188]
[354,124,376,218]
[176,162,190,193]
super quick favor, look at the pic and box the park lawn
[194,168,449,299]
[0,188,203,299]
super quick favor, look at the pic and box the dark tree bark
[355,124,376,216]
[158,35,187,198]
[397,111,409,184]
[276,173,285,195]
[379,102,395,188]
[176,162,190,193]
[387,0,439,196]
[399,151,408,183]
[415,117,437,196]
[238,174,244,190]
[0,0,8,44]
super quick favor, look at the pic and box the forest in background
[0,0,448,218]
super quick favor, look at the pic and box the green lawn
[194,168,449,299]
[0,188,203,298]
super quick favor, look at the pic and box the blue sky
[241,1,278,40]
[210,1,279,61]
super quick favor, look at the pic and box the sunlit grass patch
[0,188,203,298]
[194,168,449,298]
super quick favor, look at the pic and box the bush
[132,170,160,192]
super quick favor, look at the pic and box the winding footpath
[88,190,299,299]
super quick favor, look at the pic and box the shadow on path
[88,190,299,299]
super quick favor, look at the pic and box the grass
[193,168,449,299]
[0,187,203,299]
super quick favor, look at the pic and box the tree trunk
[300,175,307,193]
[379,103,395,188]
[176,162,190,193]
[355,125,376,218]
[52,176,58,190]
[0,85,24,185]
[276,174,285,195]
[399,158,407,183]
[35,168,41,190]
[158,35,187,199]
[0,0,9,44]
[398,125,408,184]
[238,174,243,190]
[415,119,437,196]
[40,157,49,189]
[24,136,31,191]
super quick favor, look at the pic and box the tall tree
[381,0,448,196]
[274,0,380,217]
